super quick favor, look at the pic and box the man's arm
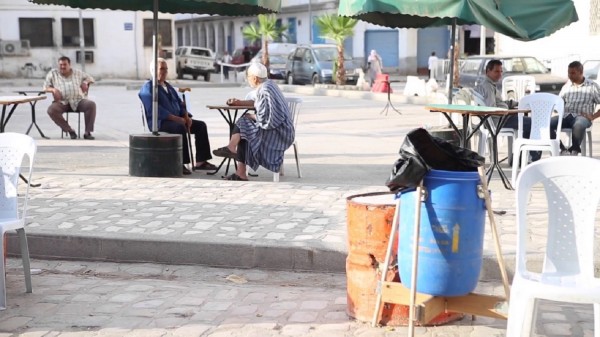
[138,82,182,124]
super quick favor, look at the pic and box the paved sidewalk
[1,258,595,336]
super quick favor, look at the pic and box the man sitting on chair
[474,59,539,161]
[212,63,294,181]
[44,56,96,140]
[550,61,600,156]
[138,58,216,175]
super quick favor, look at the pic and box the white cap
[247,62,268,79]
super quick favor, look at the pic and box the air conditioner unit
[0,40,30,56]
[76,50,94,64]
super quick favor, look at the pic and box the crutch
[178,87,195,170]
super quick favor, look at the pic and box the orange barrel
[346,192,463,326]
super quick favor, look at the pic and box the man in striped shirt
[551,61,600,155]
[44,56,96,139]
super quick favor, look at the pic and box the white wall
[0,0,175,79]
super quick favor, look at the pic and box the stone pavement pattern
[1,259,595,336]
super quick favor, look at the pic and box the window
[61,18,95,47]
[19,18,53,47]
[143,19,172,47]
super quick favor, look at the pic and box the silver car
[285,44,359,85]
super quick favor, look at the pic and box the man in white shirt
[428,52,438,80]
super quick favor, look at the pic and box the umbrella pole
[447,19,457,104]
[151,0,159,135]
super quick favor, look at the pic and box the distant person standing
[222,50,232,80]
[367,49,383,86]
[428,52,438,80]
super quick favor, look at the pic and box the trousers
[551,114,592,153]
[47,99,96,134]
[160,119,212,164]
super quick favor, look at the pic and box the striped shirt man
[44,68,94,111]
[559,77,600,118]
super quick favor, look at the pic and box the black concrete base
[129,133,182,177]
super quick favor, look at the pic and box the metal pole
[447,19,456,104]
[480,26,486,55]
[151,0,159,135]
[308,0,312,44]
[78,9,85,72]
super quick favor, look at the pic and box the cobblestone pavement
[1,259,595,337]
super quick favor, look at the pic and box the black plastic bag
[385,128,485,192]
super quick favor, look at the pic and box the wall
[0,0,175,80]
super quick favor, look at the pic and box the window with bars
[143,19,173,47]
[19,18,53,47]
[61,18,95,47]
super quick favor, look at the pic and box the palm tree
[315,14,357,85]
[242,15,287,70]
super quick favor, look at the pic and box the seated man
[550,61,600,155]
[44,56,96,139]
[474,59,539,161]
[212,63,294,181]
[138,58,216,175]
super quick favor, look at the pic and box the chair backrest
[0,133,36,221]
[285,97,302,129]
[516,156,600,278]
[516,92,564,139]
[502,75,536,101]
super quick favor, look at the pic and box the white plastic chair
[510,93,564,186]
[502,75,536,102]
[562,125,593,157]
[0,133,36,310]
[506,156,600,337]
[274,97,302,182]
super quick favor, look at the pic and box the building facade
[0,0,175,79]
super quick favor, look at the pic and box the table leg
[19,174,41,188]
[26,99,49,139]
[482,117,513,190]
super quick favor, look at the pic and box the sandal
[213,146,237,159]
[182,166,192,175]
[194,162,218,170]
[223,174,248,181]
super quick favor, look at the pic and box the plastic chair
[506,156,600,337]
[502,75,536,102]
[0,133,36,310]
[562,125,593,157]
[511,93,564,186]
[61,84,92,139]
[274,97,302,182]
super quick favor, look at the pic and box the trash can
[346,192,463,326]
[398,169,486,297]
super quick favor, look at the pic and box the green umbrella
[29,0,281,133]
[338,0,578,102]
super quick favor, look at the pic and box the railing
[216,61,251,84]
[433,59,465,84]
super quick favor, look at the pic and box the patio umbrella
[29,0,281,134]
[338,0,578,103]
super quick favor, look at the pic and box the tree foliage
[315,14,357,85]
[242,15,287,70]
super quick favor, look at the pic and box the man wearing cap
[213,62,295,181]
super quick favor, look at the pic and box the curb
[8,232,518,281]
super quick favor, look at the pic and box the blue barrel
[398,169,485,297]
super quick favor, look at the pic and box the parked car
[251,43,297,80]
[584,60,600,85]
[285,44,360,85]
[174,46,216,81]
[458,55,567,94]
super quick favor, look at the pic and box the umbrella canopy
[29,0,281,133]
[30,0,280,16]
[338,0,577,41]
[339,0,577,103]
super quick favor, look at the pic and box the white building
[0,0,175,80]
[0,0,593,79]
